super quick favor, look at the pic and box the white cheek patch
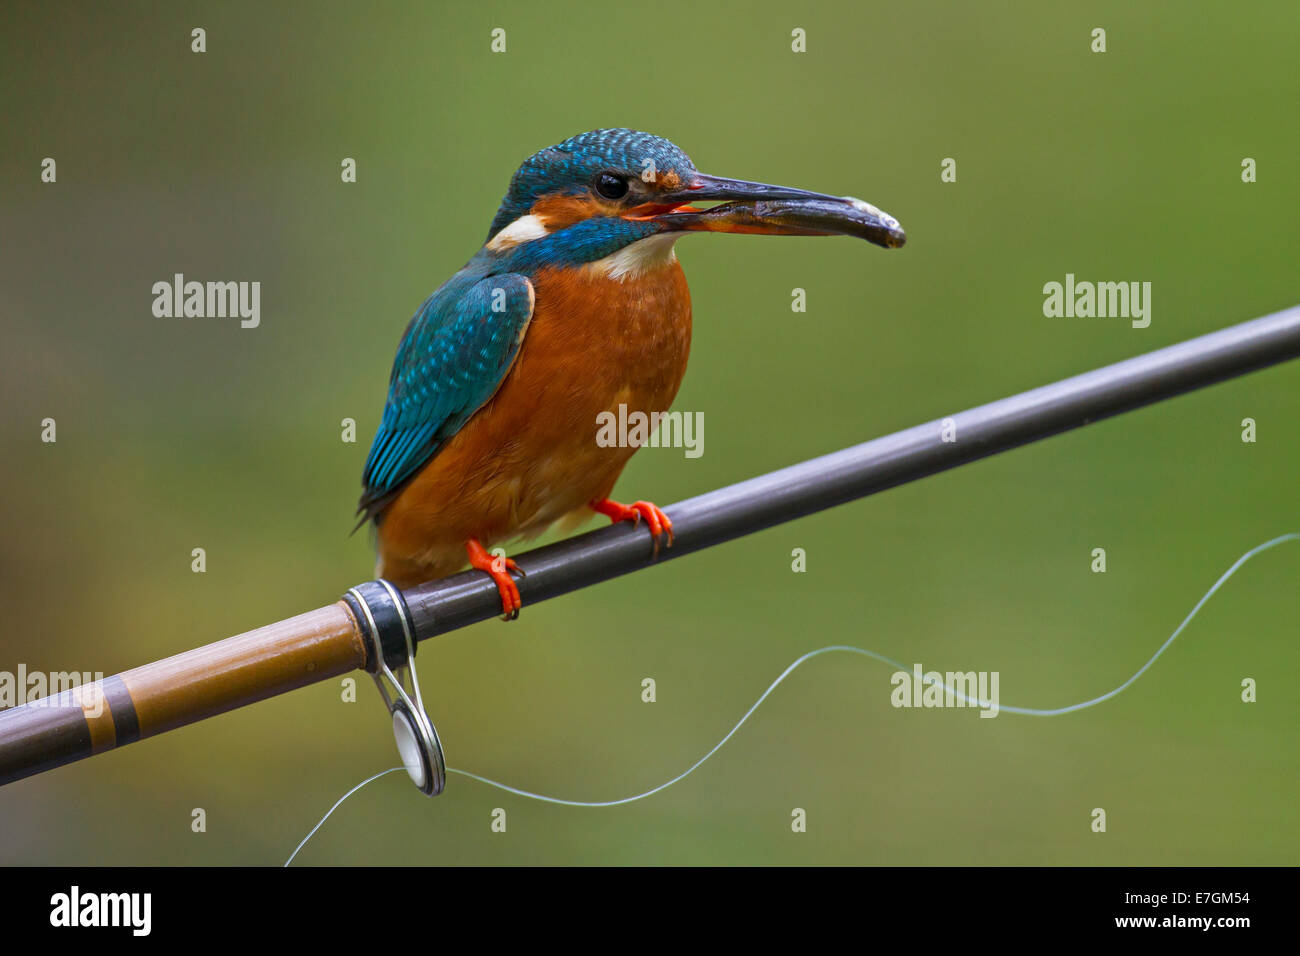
[587,233,680,281]
[487,213,551,251]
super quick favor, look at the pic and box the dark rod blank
[402,303,1300,640]
[3,304,1298,789]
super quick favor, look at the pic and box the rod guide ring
[344,580,445,796]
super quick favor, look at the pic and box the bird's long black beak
[641,172,906,249]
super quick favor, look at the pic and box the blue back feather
[358,269,533,520]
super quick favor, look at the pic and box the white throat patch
[586,233,680,281]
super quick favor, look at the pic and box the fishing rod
[3,302,1299,794]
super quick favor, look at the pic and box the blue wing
[358,271,535,522]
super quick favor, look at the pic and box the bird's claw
[466,539,524,621]
[592,498,674,557]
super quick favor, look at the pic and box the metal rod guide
[343,580,445,795]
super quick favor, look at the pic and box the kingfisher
[358,128,904,618]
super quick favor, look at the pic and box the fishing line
[285,532,1297,864]
[284,766,404,866]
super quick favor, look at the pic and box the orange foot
[466,538,525,621]
[591,497,675,556]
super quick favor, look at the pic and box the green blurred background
[2,0,1297,865]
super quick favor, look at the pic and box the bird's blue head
[487,129,697,241]
[481,128,905,273]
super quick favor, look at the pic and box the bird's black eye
[594,172,629,200]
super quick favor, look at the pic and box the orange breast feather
[376,259,692,586]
